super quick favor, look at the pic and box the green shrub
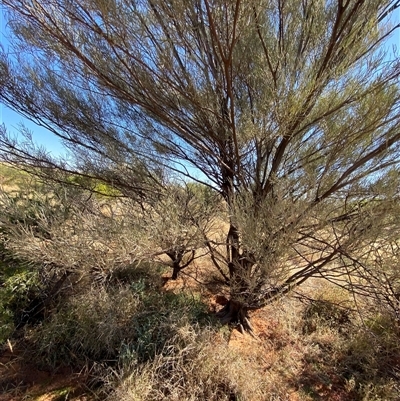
[302,298,351,334]
[28,285,140,368]
[126,291,211,363]
[93,181,122,197]
[109,325,281,401]
[0,164,30,187]
[341,314,400,391]
[27,271,212,369]
[66,174,121,198]
[0,255,41,344]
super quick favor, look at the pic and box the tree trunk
[222,223,256,332]
[171,261,181,280]
[166,249,184,280]
[216,299,254,333]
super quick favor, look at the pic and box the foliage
[93,181,122,198]
[302,298,351,335]
[0,263,41,342]
[297,286,400,401]
[67,174,122,198]
[140,183,221,278]
[1,0,399,320]
[0,174,47,342]
[0,163,29,187]
[28,274,211,369]
[0,164,399,399]
[0,11,400,401]
[110,329,271,401]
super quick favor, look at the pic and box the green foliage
[0,300,14,342]
[0,178,84,344]
[66,174,122,198]
[1,0,400,318]
[29,285,140,368]
[300,292,400,401]
[0,163,30,187]
[93,181,122,197]
[337,314,400,400]
[127,291,211,363]
[302,298,351,334]
[186,182,218,207]
[1,2,400,395]
[112,329,247,401]
[0,180,79,242]
[28,268,212,369]
[0,258,41,343]
[65,174,93,187]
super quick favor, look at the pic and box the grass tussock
[3,270,400,400]
[297,286,400,401]
[109,328,276,401]
[25,274,211,368]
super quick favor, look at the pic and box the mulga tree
[134,182,221,280]
[1,0,400,329]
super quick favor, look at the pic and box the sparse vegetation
[0,167,398,400]
[1,0,400,399]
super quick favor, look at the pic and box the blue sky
[0,10,65,156]
[1,6,399,158]
[0,106,66,156]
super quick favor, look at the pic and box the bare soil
[0,348,91,401]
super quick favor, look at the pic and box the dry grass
[96,281,400,401]
[109,328,282,401]
[1,170,399,401]
[2,268,400,401]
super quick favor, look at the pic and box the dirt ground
[0,346,91,401]
[0,261,386,401]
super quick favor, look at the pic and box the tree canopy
[1,0,400,326]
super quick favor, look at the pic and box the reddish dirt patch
[0,347,91,401]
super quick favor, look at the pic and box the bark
[171,261,181,280]
[166,250,183,280]
[223,222,258,332]
[216,299,254,334]
[166,248,195,280]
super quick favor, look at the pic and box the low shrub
[0,249,42,343]
[301,289,352,335]
[339,313,400,400]
[299,290,400,401]
[26,272,212,369]
[109,328,274,401]
[27,285,141,368]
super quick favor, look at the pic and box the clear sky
[0,6,399,158]
[0,106,66,156]
[0,10,65,157]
